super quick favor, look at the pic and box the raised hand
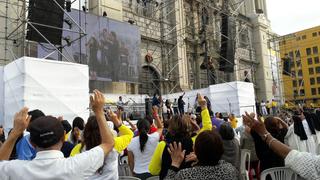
[107,109,122,128]
[185,152,197,163]
[12,107,31,135]
[152,105,159,116]
[116,108,123,120]
[242,112,268,136]
[90,89,105,112]
[168,142,186,168]
[197,93,207,108]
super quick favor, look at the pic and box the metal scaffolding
[122,0,184,94]
[0,0,87,64]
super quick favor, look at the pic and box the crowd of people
[255,99,278,116]
[1,90,320,179]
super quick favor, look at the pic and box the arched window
[139,66,161,95]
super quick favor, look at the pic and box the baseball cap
[29,116,64,148]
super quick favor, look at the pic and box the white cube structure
[208,81,256,117]
[3,57,89,130]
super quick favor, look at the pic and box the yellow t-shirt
[271,101,277,107]
[70,124,133,156]
[149,108,212,175]
[266,103,272,108]
[64,131,71,141]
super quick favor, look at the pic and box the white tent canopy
[163,81,256,117]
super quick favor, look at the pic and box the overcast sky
[266,0,320,35]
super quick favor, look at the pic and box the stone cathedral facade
[0,0,278,101]
[102,0,275,101]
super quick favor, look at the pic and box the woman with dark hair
[70,109,133,180]
[67,117,85,145]
[250,116,288,172]
[164,130,238,179]
[219,122,240,169]
[242,111,320,179]
[285,111,317,154]
[149,94,212,179]
[127,107,163,180]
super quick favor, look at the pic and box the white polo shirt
[0,146,104,180]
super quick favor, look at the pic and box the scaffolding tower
[0,0,87,64]
[122,0,186,94]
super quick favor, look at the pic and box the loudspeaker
[282,55,292,76]
[145,98,153,118]
[27,0,65,45]
[219,14,235,72]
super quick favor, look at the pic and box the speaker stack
[219,14,235,73]
[27,0,65,45]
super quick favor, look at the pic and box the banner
[38,10,141,83]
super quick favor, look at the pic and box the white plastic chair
[146,176,160,180]
[240,149,251,180]
[261,167,298,180]
[119,176,141,180]
[118,155,132,176]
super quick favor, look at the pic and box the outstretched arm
[242,112,291,159]
[0,107,31,160]
[152,106,164,135]
[275,117,289,129]
[125,118,137,132]
[192,94,212,142]
[109,110,134,153]
[91,90,115,156]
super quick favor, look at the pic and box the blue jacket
[16,134,36,160]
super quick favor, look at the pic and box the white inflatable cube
[4,57,89,130]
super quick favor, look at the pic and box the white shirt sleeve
[285,150,320,179]
[0,161,10,180]
[127,137,136,151]
[68,146,105,177]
